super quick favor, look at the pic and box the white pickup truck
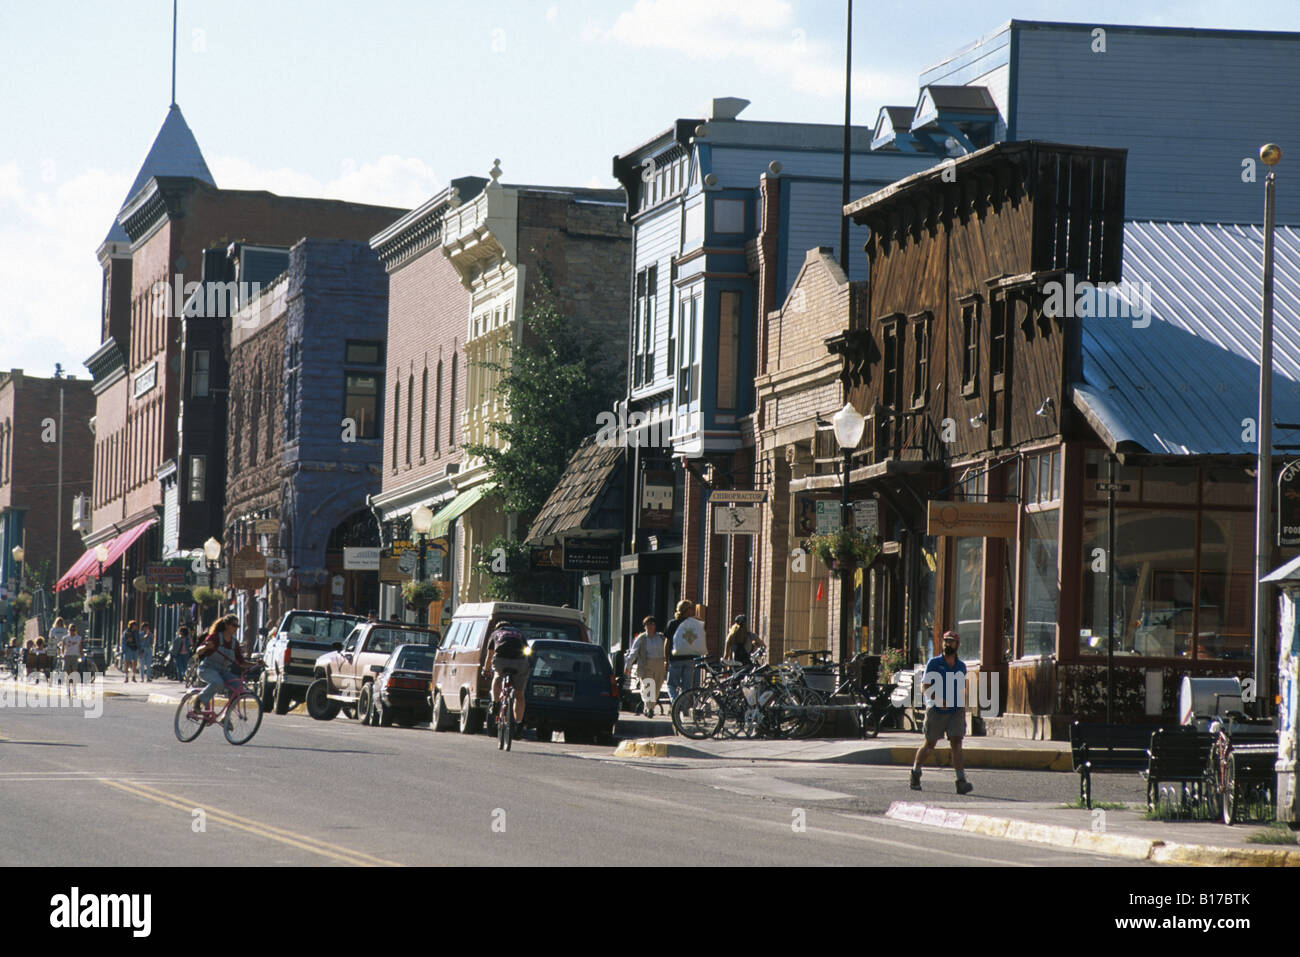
[259,610,364,715]
[304,621,440,722]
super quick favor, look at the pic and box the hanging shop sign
[713,504,761,535]
[1280,460,1300,548]
[926,501,1018,538]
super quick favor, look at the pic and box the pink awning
[53,518,157,592]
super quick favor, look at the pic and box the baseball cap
[942,630,960,643]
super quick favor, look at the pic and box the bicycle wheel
[498,694,512,751]
[672,688,724,739]
[760,686,804,739]
[174,691,206,742]
[222,691,263,745]
[787,686,826,739]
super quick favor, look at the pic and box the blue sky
[2,0,1295,378]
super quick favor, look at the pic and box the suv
[306,621,439,722]
[260,610,364,714]
[431,602,589,734]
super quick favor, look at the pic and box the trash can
[1178,676,1242,731]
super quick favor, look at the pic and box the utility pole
[839,0,853,274]
[1254,143,1281,714]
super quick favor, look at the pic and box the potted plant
[805,528,880,570]
[401,580,443,609]
[85,592,112,610]
[190,585,223,607]
[880,647,907,681]
[10,591,32,616]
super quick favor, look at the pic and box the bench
[1143,728,1214,811]
[1070,722,1157,808]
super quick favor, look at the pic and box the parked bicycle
[174,664,264,746]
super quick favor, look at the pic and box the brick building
[224,239,393,637]
[0,370,95,634]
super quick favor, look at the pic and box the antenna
[170,0,178,107]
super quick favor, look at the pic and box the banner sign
[926,501,1019,538]
[563,543,618,571]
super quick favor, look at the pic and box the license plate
[534,684,557,698]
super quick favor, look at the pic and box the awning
[1263,555,1300,584]
[429,485,493,539]
[526,435,624,544]
[54,519,157,592]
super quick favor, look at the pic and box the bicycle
[174,667,263,746]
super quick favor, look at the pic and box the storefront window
[1080,509,1196,658]
[1195,511,1254,661]
[950,537,982,663]
[1021,509,1059,657]
[1002,458,1019,660]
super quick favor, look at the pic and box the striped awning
[54,519,157,592]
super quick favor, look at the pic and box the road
[0,693,1139,867]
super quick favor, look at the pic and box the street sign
[343,547,380,571]
[1094,482,1132,493]
[711,490,767,504]
[254,519,280,535]
[815,501,840,535]
[1280,460,1300,547]
[853,500,879,536]
[714,504,761,535]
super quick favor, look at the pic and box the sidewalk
[611,725,1073,770]
[886,799,1300,866]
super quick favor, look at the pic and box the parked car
[306,621,439,721]
[260,610,364,715]
[364,643,436,727]
[431,601,589,734]
[523,639,620,743]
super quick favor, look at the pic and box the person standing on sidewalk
[723,615,765,666]
[138,623,155,682]
[666,599,707,704]
[910,630,973,794]
[171,626,192,682]
[627,616,668,716]
[120,620,139,681]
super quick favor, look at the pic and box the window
[285,341,299,441]
[345,340,384,365]
[713,198,746,234]
[960,295,981,396]
[392,379,400,467]
[188,455,206,503]
[634,266,657,387]
[1020,509,1060,658]
[667,292,678,375]
[910,312,930,407]
[950,536,983,664]
[434,362,443,454]
[716,291,741,409]
[191,350,210,398]
[342,373,380,441]
[989,294,1008,384]
[449,355,457,448]
[405,375,414,465]
[1025,449,1061,505]
[881,316,904,410]
[420,368,428,459]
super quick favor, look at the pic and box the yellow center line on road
[100,780,403,867]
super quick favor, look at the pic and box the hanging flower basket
[805,528,880,570]
[190,586,224,606]
[402,580,443,609]
[10,591,32,615]
[85,592,112,610]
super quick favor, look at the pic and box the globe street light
[203,537,222,589]
[411,505,435,625]
[93,543,110,643]
[10,545,24,588]
[832,402,867,665]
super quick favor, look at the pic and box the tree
[464,273,623,528]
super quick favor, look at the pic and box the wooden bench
[1070,722,1157,808]
[1143,728,1214,811]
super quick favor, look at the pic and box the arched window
[434,361,443,455]
[449,354,457,448]
[392,378,400,469]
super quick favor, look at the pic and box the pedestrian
[50,617,69,657]
[60,622,83,673]
[120,620,139,682]
[910,630,973,794]
[626,616,667,716]
[723,614,765,666]
[34,637,51,682]
[666,599,707,704]
[137,622,154,682]
[171,626,192,683]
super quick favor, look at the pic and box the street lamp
[203,537,222,589]
[411,505,434,625]
[10,545,24,588]
[832,402,867,665]
[93,543,109,642]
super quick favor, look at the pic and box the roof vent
[708,97,751,121]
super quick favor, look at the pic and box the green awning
[429,484,494,538]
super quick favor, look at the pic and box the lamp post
[832,402,867,665]
[1254,142,1282,715]
[93,543,109,643]
[10,545,24,591]
[203,537,222,590]
[411,505,434,625]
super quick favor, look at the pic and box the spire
[104,105,215,244]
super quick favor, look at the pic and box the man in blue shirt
[910,630,973,794]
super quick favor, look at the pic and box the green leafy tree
[471,536,569,606]
[464,273,622,528]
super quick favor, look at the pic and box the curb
[885,801,1300,866]
[896,746,1074,772]
[610,737,1071,770]
[2,680,125,700]
[143,691,307,715]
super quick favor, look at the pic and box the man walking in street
[171,626,192,683]
[910,630,973,794]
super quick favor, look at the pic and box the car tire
[535,723,553,742]
[432,691,455,732]
[273,678,293,716]
[378,698,394,727]
[357,685,373,724]
[458,693,482,734]
[305,679,340,721]
[257,674,275,712]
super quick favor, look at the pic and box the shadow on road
[245,744,393,755]
[0,741,89,748]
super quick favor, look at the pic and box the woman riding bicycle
[192,615,249,715]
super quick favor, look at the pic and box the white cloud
[0,162,130,377]
[207,153,442,210]
[584,0,907,101]
[546,5,559,23]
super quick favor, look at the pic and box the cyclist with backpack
[481,622,530,737]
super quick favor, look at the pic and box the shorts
[493,657,531,685]
[923,708,965,744]
[121,648,138,663]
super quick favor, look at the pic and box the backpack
[490,627,526,659]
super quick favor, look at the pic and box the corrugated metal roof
[1074,220,1300,456]
[105,105,215,244]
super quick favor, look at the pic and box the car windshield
[393,647,434,671]
[502,619,583,643]
[530,647,608,679]
[370,628,436,655]
[286,614,356,639]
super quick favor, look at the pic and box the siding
[783,179,874,287]
[631,205,682,401]
[710,146,929,192]
[1012,24,1300,223]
